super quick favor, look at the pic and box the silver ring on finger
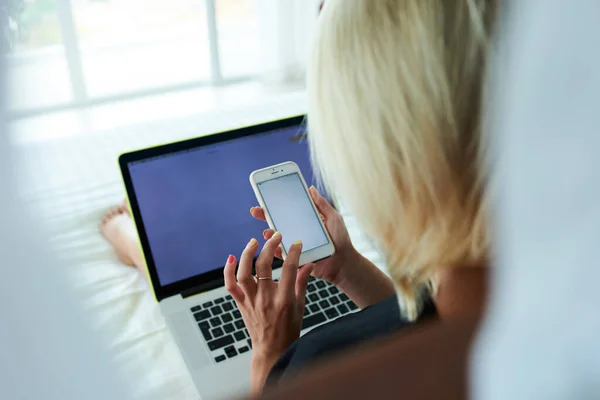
[255,275,273,281]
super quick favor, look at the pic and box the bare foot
[100,201,143,269]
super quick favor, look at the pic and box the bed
[13,93,387,400]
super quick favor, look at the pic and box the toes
[117,202,129,214]
[121,200,130,215]
[101,212,113,225]
[101,204,127,227]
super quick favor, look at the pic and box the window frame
[8,0,248,119]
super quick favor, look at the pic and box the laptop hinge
[180,259,283,299]
[181,279,224,299]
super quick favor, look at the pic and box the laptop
[119,116,359,399]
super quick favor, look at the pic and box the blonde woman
[224,0,496,394]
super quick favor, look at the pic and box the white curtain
[253,0,320,85]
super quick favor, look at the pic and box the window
[74,0,212,97]
[216,0,259,78]
[6,0,73,110]
[5,0,262,115]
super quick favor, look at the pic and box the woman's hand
[223,233,313,395]
[250,186,355,286]
[250,186,396,309]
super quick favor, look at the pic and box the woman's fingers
[255,232,282,281]
[278,240,302,298]
[274,246,283,259]
[309,186,336,219]
[237,238,259,295]
[295,263,314,306]
[223,254,244,302]
[262,229,284,259]
[263,229,274,240]
[250,206,267,221]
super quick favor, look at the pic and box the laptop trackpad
[167,311,211,369]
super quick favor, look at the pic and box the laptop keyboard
[190,277,358,364]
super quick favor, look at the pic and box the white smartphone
[250,161,335,266]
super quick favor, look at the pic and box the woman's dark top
[267,294,437,385]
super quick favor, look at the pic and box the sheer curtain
[254,0,320,85]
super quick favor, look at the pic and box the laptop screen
[127,125,317,287]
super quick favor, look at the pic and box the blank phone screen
[257,173,329,252]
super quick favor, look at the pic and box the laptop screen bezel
[119,115,306,302]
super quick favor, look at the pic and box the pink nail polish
[227,255,235,264]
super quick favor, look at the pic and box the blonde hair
[307,0,497,319]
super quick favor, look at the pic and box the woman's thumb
[309,186,335,217]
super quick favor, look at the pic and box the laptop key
[223,323,235,334]
[222,302,234,312]
[328,286,339,295]
[225,295,233,301]
[247,339,252,349]
[238,346,250,354]
[347,301,358,311]
[210,317,222,327]
[325,308,340,319]
[329,296,340,305]
[211,327,224,338]
[307,283,316,293]
[234,331,246,341]
[203,301,214,308]
[316,281,325,289]
[191,305,202,312]
[309,304,320,313]
[214,298,225,304]
[225,345,238,358]
[308,293,319,302]
[304,307,311,317]
[319,299,330,309]
[308,276,316,282]
[235,320,245,330]
[302,312,327,330]
[337,303,349,315]
[198,321,209,330]
[194,310,211,321]
[318,290,329,299]
[200,327,212,341]
[211,305,223,316]
[221,313,233,323]
[215,355,226,363]
[339,293,349,302]
[208,335,234,351]
[232,310,241,320]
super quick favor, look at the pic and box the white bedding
[13,93,386,400]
